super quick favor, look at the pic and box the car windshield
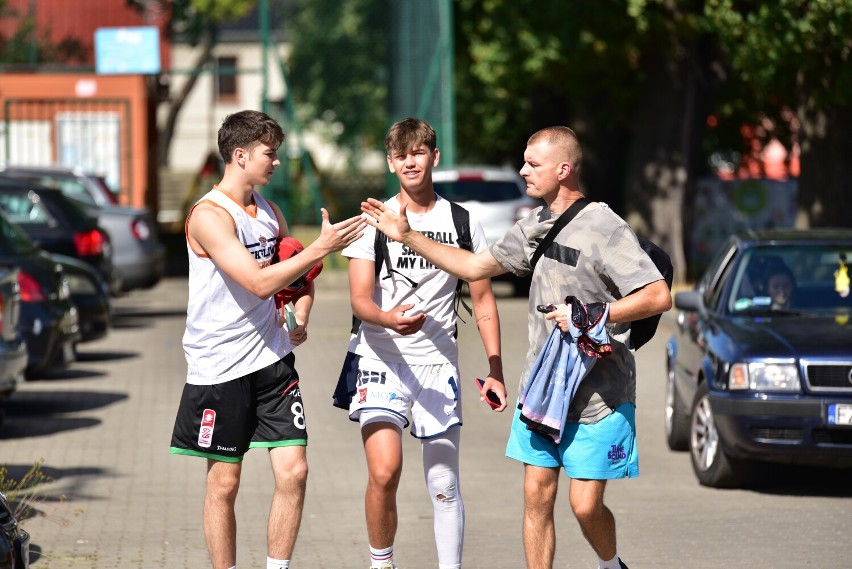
[0,210,38,255]
[0,192,53,223]
[433,180,521,203]
[729,244,852,314]
[12,174,98,207]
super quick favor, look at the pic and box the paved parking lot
[1,273,849,568]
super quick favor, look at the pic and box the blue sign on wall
[95,27,161,75]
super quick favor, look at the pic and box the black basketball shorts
[169,352,307,462]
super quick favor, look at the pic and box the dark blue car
[665,229,852,487]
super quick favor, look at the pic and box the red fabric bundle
[273,237,323,308]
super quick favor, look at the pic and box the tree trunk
[622,50,717,285]
[795,95,852,229]
[157,31,216,167]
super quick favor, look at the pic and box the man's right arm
[349,258,426,336]
[361,198,508,282]
[190,203,364,298]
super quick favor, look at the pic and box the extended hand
[315,208,366,254]
[361,198,411,243]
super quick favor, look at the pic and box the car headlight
[729,362,801,391]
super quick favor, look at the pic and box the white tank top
[182,188,292,385]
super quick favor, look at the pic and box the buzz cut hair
[528,126,583,173]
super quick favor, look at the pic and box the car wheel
[689,381,749,488]
[664,363,689,451]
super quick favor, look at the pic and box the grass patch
[0,460,55,521]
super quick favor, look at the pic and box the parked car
[665,228,852,488]
[0,209,79,377]
[51,254,112,344]
[432,165,541,295]
[0,166,165,293]
[0,176,119,294]
[0,490,29,569]
[0,266,28,430]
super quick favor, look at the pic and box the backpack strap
[449,201,473,321]
[530,197,590,270]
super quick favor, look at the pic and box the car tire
[689,381,749,488]
[664,362,690,451]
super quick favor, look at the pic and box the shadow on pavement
[109,308,186,330]
[74,351,138,363]
[0,390,127,439]
[29,368,107,381]
[112,308,186,319]
[746,463,852,497]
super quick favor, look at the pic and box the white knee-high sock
[422,428,464,569]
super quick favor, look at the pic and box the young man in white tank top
[169,110,365,569]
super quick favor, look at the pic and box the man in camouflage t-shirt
[361,126,672,569]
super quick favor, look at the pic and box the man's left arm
[606,279,672,323]
[271,200,314,345]
[289,283,315,346]
[468,278,508,411]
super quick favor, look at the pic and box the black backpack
[530,198,673,350]
[350,200,473,334]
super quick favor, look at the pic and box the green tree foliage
[280,0,848,233]
[706,0,852,108]
[704,0,852,227]
[454,0,650,166]
[284,0,388,163]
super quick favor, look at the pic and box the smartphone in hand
[475,378,502,409]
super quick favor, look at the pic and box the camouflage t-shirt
[490,201,663,424]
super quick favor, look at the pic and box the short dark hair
[384,117,437,156]
[218,110,284,163]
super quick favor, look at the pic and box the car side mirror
[674,290,706,315]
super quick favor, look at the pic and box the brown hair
[218,110,285,163]
[384,117,437,156]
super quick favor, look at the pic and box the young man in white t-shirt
[339,118,508,569]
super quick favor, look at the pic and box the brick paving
[1,273,848,568]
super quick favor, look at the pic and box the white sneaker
[370,564,397,569]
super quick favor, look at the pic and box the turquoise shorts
[505,402,638,479]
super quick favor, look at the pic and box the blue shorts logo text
[607,444,626,462]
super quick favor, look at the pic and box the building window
[215,56,238,101]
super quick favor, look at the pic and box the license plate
[62,341,76,364]
[827,403,852,425]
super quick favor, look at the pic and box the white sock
[370,545,394,567]
[267,557,289,569]
[599,554,620,569]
